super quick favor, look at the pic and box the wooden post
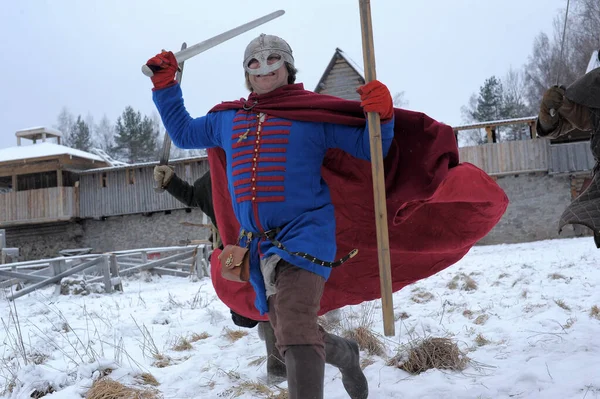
[485,127,494,143]
[358,0,395,337]
[11,175,17,192]
[529,121,537,139]
[109,254,123,291]
[102,255,113,293]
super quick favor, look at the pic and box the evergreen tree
[114,106,159,163]
[471,76,504,122]
[67,115,93,151]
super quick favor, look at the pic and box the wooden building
[0,127,110,227]
[315,48,365,100]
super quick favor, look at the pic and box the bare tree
[94,115,115,154]
[54,107,74,142]
[392,91,409,108]
[524,0,600,109]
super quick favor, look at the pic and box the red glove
[357,80,394,120]
[146,51,179,90]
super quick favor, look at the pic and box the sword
[154,42,187,193]
[142,10,285,77]
[550,0,570,118]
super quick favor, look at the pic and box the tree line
[461,0,599,145]
[54,106,204,163]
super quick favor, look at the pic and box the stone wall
[5,222,85,261]
[479,172,592,244]
[79,209,211,253]
[4,209,210,261]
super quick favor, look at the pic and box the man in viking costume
[537,52,600,245]
[146,34,508,399]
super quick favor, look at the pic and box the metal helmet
[243,34,294,76]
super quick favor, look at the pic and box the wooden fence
[0,244,210,301]
[458,139,549,176]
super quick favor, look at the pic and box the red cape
[207,84,508,321]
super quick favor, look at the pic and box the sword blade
[142,10,285,77]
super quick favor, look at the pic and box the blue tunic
[153,84,394,314]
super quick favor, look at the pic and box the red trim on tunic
[233,138,289,149]
[234,176,285,187]
[232,147,287,159]
[232,157,286,168]
[235,185,284,195]
[232,166,286,176]
[237,195,286,203]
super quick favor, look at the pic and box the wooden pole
[358,0,395,337]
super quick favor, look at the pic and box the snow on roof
[336,48,365,79]
[75,154,207,174]
[452,116,538,131]
[15,126,63,138]
[0,142,105,163]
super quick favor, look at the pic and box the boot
[258,322,287,383]
[285,345,324,399]
[325,333,368,399]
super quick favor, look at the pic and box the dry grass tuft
[248,355,267,367]
[554,299,571,311]
[136,373,159,387]
[548,273,567,280]
[473,314,489,325]
[411,291,434,304]
[190,332,210,342]
[343,326,385,357]
[447,273,478,291]
[151,354,172,368]
[497,273,510,279]
[395,311,410,321]
[563,317,577,329]
[29,351,50,365]
[221,380,279,398]
[389,337,469,375]
[462,309,473,319]
[474,333,490,346]
[521,289,528,298]
[85,378,160,399]
[360,357,376,370]
[172,337,192,352]
[591,305,600,320]
[223,327,249,342]
[30,386,55,398]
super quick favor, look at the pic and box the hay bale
[390,337,468,375]
[85,378,160,399]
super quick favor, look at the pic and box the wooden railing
[459,140,550,176]
[0,187,78,227]
[0,245,210,300]
[453,116,594,176]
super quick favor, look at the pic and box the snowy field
[1,237,600,399]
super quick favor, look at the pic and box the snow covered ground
[1,237,600,399]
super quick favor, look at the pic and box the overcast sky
[0,0,567,150]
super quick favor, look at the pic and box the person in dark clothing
[536,65,600,245]
[153,165,286,382]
